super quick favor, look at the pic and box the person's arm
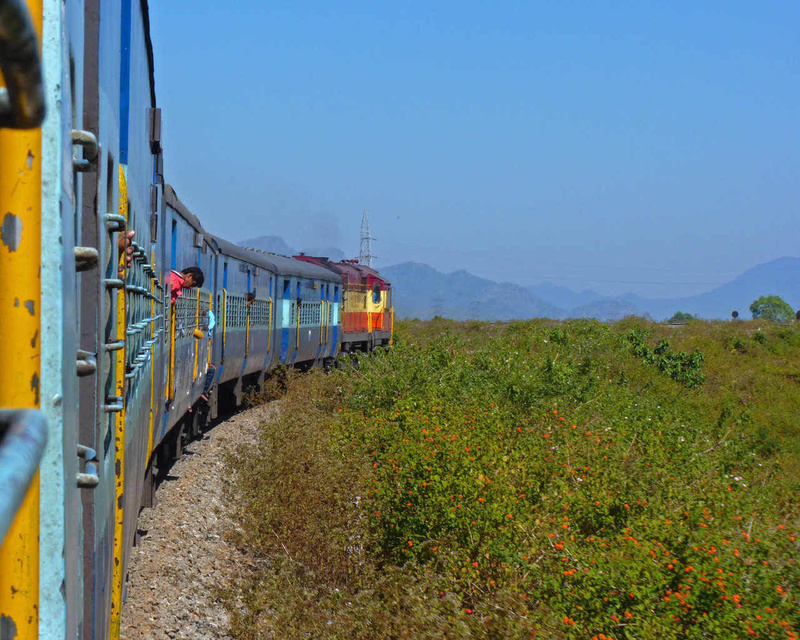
[117,230,134,278]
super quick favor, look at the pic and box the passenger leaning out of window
[170,266,204,304]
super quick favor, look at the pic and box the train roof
[351,262,391,285]
[164,184,204,233]
[211,236,339,281]
[163,185,339,282]
[294,255,392,286]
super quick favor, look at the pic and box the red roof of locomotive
[293,255,391,287]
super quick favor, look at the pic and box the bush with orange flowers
[224,318,800,639]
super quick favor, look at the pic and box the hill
[620,257,800,320]
[384,257,800,321]
[528,282,607,310]
[381,262,562,321]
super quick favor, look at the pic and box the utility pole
[471,298,480,320]
[433,292,444,318]
[359,210,375,268]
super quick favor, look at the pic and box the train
[0,2,393,639]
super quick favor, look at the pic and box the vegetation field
[224,318,799,639]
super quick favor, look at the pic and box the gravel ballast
[120,403,273,640]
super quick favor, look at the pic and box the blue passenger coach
[210,239,342,390]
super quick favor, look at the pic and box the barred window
[121,232,168,384]
[199,292,211,331]
[176,287,199,333]
[298,301,321,326]
[249,299,270,326]
[226,293,247,328]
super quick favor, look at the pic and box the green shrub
[625,329,706,387]
[224,319,800,639]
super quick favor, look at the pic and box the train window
[170,220,177,269]
[372,282,382,303]
[334,286,339,302]
[296,282,301,300]
[283,279,290,298]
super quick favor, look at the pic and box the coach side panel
[161,210,215,437]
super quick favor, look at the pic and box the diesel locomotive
[0,2,393,639]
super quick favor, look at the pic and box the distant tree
[749,295,794,322]
[667,311,696,324]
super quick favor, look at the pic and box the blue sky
[148,1,799,297]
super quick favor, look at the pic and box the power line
[534,275,728,286]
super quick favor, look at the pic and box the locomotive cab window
[372,282,382,303]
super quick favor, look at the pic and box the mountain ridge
[383,257,800,321]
